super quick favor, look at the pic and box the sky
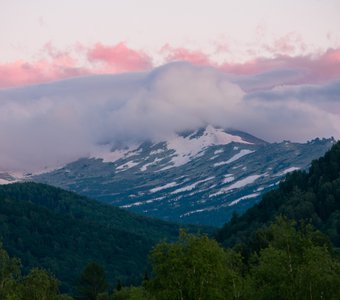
[3,0,339,60]
[1,0,340,88]
[1,0,340,172]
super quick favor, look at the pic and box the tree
[112,286,153,300]
[0,243,22,299]
[295,246,340,300]
[147,230,243,300]
[22,268,60,300]
[246,218,340,300]
[0,243,71,299]
[77,262,108,300]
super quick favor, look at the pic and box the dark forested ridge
[217,141,340,250]
[0,182,210,293]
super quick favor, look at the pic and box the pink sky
[1,0,340,89]
[1,42,340,90]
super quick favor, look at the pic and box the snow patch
[150,149,165,155]
[214,161,229,167]
[214,149,254,167]
[228,193,260,206]
[214,149,224,155]
[227,174,265,189]
[156,164,174,172]
[0,179,17,185]
[121,196,165,208]
[210,174,266,197]
[171,177,215,194]
[150,182,178,193]
[181,206,215,217]
[116,161,139,171]
[91,144,139,163]
[140,157,163,171]
[276,167,300,176]
[226,149,255,163]
[0,171,25,184]
[223,174,235,184]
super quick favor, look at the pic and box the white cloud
[0,62,339,172]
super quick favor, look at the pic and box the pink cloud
[220,48,340,84]
[87,42,153,73]
[0,59,89,89]
[1,41,340,89]
[302,48,340,82]
[161,44,212,65]
[0,42,153,89]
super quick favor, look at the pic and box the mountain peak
[166,125,254,168]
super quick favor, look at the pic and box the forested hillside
[217,141,340,250]
[0,182,207,292]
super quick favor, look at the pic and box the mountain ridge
[31,126,335,226]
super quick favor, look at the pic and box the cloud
[1,42,340,90]
[246,81,340,114]
[0,42,153,89]
[0,62,339,173]
[160,44,212,65]
[0,59,89,89]
[87,42,153,73]
[220,48,340,85]
[230,69,306,92]
[263,32,307,56]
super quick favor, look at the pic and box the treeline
[1,218,340,299]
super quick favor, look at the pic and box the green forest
[1,141,340,299]
[0,182,207,292]
[1,218,340,299]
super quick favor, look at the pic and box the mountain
[0,182,207,292]
[32,125,335,226]
[0,172,17,184]
[216,141,340,249]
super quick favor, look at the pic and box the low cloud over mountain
[0,63,339,172]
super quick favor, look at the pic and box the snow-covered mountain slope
[32,126,335,226]
[0,172,20,185]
